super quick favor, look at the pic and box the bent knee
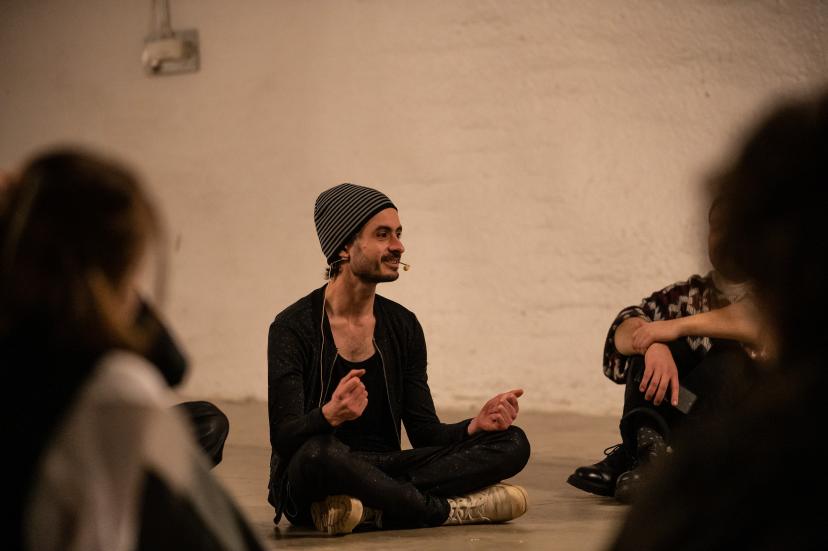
[501,425,531,476]
[205,403,230,437]
[177,401,230,439]
[293,434,348,470]
[192,401,230,438]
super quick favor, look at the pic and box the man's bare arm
[632,301,763,353]
[679,301,761,343]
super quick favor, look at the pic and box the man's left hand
[468,388,523,435]
[632,320,681,354]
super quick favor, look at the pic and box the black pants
[283,426,530,529]
[175,401,230,467]
[620,340,755,449]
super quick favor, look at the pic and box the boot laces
[603,443,624,456]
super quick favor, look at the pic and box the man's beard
[351,254,400,283]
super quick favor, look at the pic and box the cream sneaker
[310,495,382,535]
[444,483,529,525]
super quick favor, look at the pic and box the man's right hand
[641,343,680,407]
[322,369,368,427]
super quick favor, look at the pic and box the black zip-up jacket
[267,285,471,520]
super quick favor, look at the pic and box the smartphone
[632,369,697,414]
[674,385,697,414]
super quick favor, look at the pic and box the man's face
[345,208,405,283]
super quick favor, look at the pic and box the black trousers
[620,339,755,449]
[283,426,530,529]
[175,401,230,468]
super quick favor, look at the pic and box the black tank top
[326,352,398,452]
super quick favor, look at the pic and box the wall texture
[1,0,826,415]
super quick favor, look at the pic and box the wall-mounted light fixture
[142,0,199,76]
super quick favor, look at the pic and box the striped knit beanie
[314,183,396,264]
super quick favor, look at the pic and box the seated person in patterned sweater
[267,184,530,535]
[567,197,765,502]
[610,88,828,551]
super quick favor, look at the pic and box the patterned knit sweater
[603,271,750,384]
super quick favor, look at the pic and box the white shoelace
[448,492,494,523]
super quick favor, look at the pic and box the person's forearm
[673,302,761,346]
[270,408,333,458]
[614,317,648,355]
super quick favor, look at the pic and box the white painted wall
[1,1,826,415]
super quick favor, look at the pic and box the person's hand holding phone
[641,343,680,407]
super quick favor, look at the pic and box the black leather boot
[567,444,634,497]
[614,427,671,504]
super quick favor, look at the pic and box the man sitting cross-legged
[267,183,530,535]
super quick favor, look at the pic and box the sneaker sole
[310,495,363,535]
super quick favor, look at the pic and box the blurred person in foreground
[610,88,828,549]
[2,149,263,550]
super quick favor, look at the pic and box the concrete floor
[212,401,628,550]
